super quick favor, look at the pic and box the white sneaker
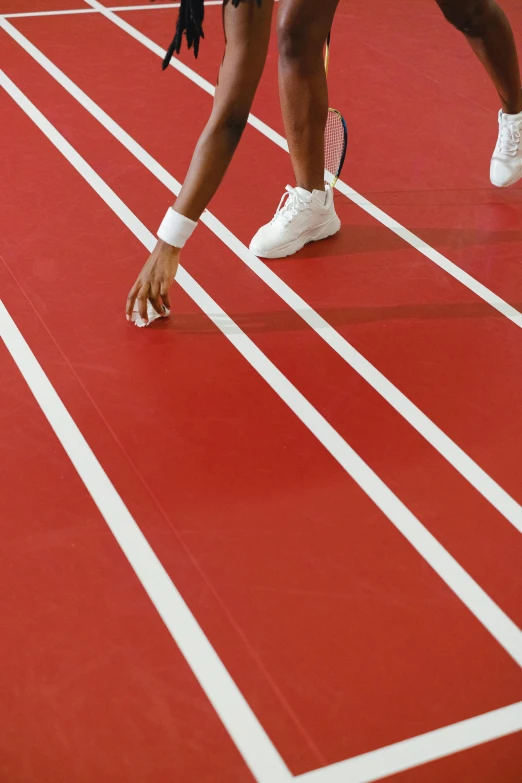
[249,185,341,259]
[490,109,522,187]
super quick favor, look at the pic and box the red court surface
[1,2,522,782]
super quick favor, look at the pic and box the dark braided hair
[152,0,260,70]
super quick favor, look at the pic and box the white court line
[2,2,222,19]
[2,67,522,783]
[1,285,293,783]
[83,0,522,332]
[296,701,522,783]
[0,331,290,782]
[2,7,95,17]
[112,1,223,9]
[3,18,522,539]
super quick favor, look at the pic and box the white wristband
[157,208,197,248]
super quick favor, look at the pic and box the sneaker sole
[490,164,522,188]
[249,215,342,259]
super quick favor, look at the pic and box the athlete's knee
[216,107,250,146]
[438,0,495,36]
[277,11,321,62]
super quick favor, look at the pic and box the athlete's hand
[126,240,180,325]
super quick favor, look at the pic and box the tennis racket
[324,32,348,187]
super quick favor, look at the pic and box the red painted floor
[1,2,521,781]
[0,317,255,783]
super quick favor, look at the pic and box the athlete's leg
[436,0,522,187]
[249,0,342,259]
[436,0,521,113]
[277,0,341,192]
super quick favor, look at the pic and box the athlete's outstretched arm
[126,0,274,324]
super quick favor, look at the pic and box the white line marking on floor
[296,701,522,783]
[2,1,222,19]
[3,7,96,17]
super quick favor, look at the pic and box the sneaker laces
[498,112,522,157]
[271,186,311,226]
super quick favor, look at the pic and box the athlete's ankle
[502,89,522,116]
[296,180,325,194]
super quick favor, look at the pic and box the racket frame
[324,32,347,187]
[326,108,348,187]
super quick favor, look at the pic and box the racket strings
[324,109,346,179]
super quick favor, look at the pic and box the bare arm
[126,0,275,324]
